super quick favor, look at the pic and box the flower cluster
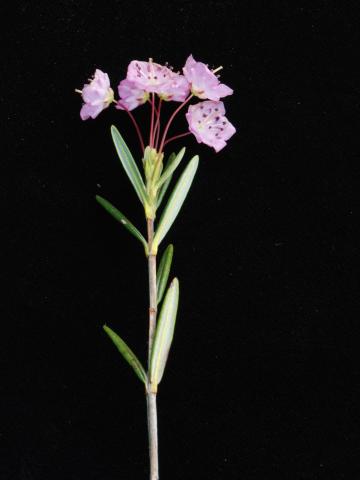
[76,55,235,152]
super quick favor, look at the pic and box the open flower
[116,79,149,111]
[157,71,190,102]
[183,55,233,101]
[186,100,236,152]
[127,59,173,92]
[127,59,190,101]
[78,69,114,120]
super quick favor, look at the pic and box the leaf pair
[151,154,199,254]
[104,127,198,257]
[103,277,179,388]
[101,127,193,388]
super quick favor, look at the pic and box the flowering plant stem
[77,55,236,480]
[146,218,159,479]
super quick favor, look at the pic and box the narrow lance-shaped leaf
[96,195,147,251]
[157,173,173,208]
[157,152,175,208]
[103,325,147,384]
[111,125,147,205]
[152,155,199,254]
[150,278,179,386]
[157,244,174,304]
[156,147,185,189]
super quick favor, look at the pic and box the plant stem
[147,391,159,480]
[117,101,145,153]
[147,219,157,362]
[146,218,159,480]
[158,94,193,154]
[154,98,163,151]
[164,131,192,147]
[149,93,156,148]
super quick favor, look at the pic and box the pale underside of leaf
[157,173,173,208]
[156,147,185,189]
[156,152,176,208]
[152,155,199,253]
[150,278,179,386]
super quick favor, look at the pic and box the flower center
[134,59,171,86]
[197,106,227,137]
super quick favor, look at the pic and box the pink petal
[186,100,235,151]
[117,78,148,111]
[183,55,234,101]
[77,69,113,120]
[80,103,103,120]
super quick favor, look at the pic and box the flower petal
[186,100,235,152]
[183,55,233,101]
[77,69,114,121]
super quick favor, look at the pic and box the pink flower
[78,69,114,120]
[186,100,236,152]
[116,79,149,111]
[126,59,190,101]
[157,72,190,102]
[183,54,233,101]
[127,59,172,92]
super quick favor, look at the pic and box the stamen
[74,89,82,94]
[212,66,223,74]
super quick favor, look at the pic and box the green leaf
[156,152,175,208]
[103,325,147,384]
[111,125,147,205]
[157,244,174,304]
[150,278,179,385]
[152,155,199,253]
[156,173,173,208]
[156,147,185,189]
[96,195,147,250]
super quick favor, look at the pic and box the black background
[1,1,359,479]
